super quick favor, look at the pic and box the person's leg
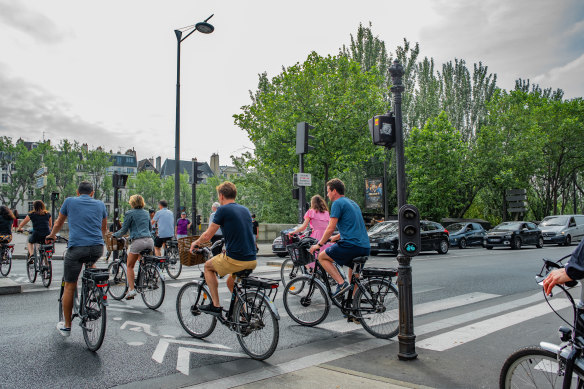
[204,260,221,307]
[226,275,234,293]
[317,250,344,284]
[60,247,85,330]
[126,252,139,290]
[62,282,77,328]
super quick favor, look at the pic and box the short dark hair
[159,200,168,208]
[326,178,345,195]
[251,214,256,218]
[78,181,93,195]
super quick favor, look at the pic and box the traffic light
[368,112,396,148]
[192,161,205,184]
[112,173,128,188]
[196,215,201,225]
[292,188,299,199]
[50,192,59,201]
[296,122,315,155]
[398,204,421,257]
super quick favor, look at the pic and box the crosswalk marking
[417,298,572,351]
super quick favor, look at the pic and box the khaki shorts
[211,253,256,277]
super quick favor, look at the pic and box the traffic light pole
[192,158,197,235]
[390,59,418,360]
[298,154,306,224]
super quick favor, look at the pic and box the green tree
[128,171,162,210]
[45,139,82,200]
[81,147,112,201]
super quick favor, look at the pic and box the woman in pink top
[289,195,331,268]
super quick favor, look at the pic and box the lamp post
[174,15,214,223]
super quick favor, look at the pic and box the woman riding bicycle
[0,206,16,243]
[113,194,154,300]
[17,200,52,262]
[289,195,332,269]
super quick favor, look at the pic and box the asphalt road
[0,243,578,388]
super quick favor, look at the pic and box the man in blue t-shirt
[46,181,108,337]
[309,178,370,297]
[152,200,174,256]
[190,181,256,315]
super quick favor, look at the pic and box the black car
[448,222,487,249]
[484,221,544,250]
[271,226,297,257]
[369,220,450,255]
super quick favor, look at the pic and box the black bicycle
[107,237,166,309]
[27,240,54,288]
[176,239,281,360]
[499,254,584,388]
[58,267,109,351]
[161,239,182,279]
[283,236,399,339]
[0,239,14,277]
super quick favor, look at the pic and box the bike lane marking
[176,347,246,375]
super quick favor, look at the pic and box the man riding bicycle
[309,178,370,297]
[189,181,256,316]
[46,181,107,337]
[543,238,584,295]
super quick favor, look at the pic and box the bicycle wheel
[27,254,37,283]
[82,287,107,352]
[499,346,584,388]
[354,278,399,339]
[41,260,52,288]
[0,253,11,276]
[176,281,217,338]
[280,258,306,288]
[166,249,182,279]
[139,264,165,310]
[235,291,279,360]
[107,262,128,300]
[283,276,330,326]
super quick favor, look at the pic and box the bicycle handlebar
[190,238,224,255]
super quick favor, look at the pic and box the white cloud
[532,53,584,98]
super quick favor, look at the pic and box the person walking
[11,209,18,232]
[209,202,223,256]
[18,200,52,261]
[46,181,107,337]
[251,214,259,252]
[152,200,173,256]
[175,212,192,239]
[289,195,331,268]
[113,195,154,300]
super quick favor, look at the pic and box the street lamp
[173,14,214,223]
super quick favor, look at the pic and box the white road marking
[418,298,572,351]
[128,341,144,346]
[152,338,232,364]
[120,321,157,336]
[177,347,247,375]
[113,317,122,321]
[108,307,143,314]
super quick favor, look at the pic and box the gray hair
[212,202,220,210]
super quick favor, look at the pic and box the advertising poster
[365,178,383,209]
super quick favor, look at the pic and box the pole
[174,30,182,226]
[113,183,119,260]
[574,172,578,214]
[51,194,56,225]
[298,154,305,224]
[192,158,197,235]
[383,156,388,220]
[390,59,417,361]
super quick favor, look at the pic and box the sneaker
[56,322,71,337]
[27,255,33,265]
[125,289,137,300]
[332,281,350,298]
[199,303,222,316]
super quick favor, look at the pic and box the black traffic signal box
[398,204,421,257]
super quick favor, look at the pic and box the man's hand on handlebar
[189,241,200,254]
[543,268,574,296]
[45,235,56,244]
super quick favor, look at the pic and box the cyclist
[190,181,256,316]
[152,200,173,256]
[543,238,584,295]
[309,179,370,298]
[113,194,154,300]
[46,181,107,337]
[0,206,16,243]
[17,200,52,262]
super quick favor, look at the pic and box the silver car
[539,215,584,246]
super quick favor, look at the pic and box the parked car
[369,220,450,255]
[539,215,584,246]
[448,222,487,249]
[271,226,297,257]
[484,221,544,250]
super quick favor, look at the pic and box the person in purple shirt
[175,212,192,239]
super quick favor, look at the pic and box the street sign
[506,195,527,202]
[508,207,527,213]
[506,189,526,196]
[35,176,47,189]
[34,166,47,177]
[293,173,312,187]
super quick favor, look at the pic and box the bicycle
[499,254,584,388]
[160,239,182,279]
[0,238,14,277]
[176,239,281,360]
[20,231,54,287]
[283,237,399,339]
[58,266,109,351]
[106,237,166,309]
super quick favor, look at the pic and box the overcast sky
[0,0,582,167]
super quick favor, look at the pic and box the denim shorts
[325,241,370,267]
[64,245,104,283]
[129,237,154,255]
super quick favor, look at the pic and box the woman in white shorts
[113,195,154,300]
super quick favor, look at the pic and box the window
[28,202,33,212]
[28,188,34,197]
[106,193,111,203]
[106,205,111,214]
[1,173,7,183]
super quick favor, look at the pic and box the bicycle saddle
[233,269,253,278]
[352,256,368,264]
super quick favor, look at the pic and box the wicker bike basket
[287,238,317,266]
[178,236,211,266]
[105,232,128,251]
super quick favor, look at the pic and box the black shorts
[63,245,104,283]
[29,232,49,245]
[154,236,172,248]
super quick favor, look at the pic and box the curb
[0,278,22,295]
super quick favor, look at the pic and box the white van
[539,215,584,246]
